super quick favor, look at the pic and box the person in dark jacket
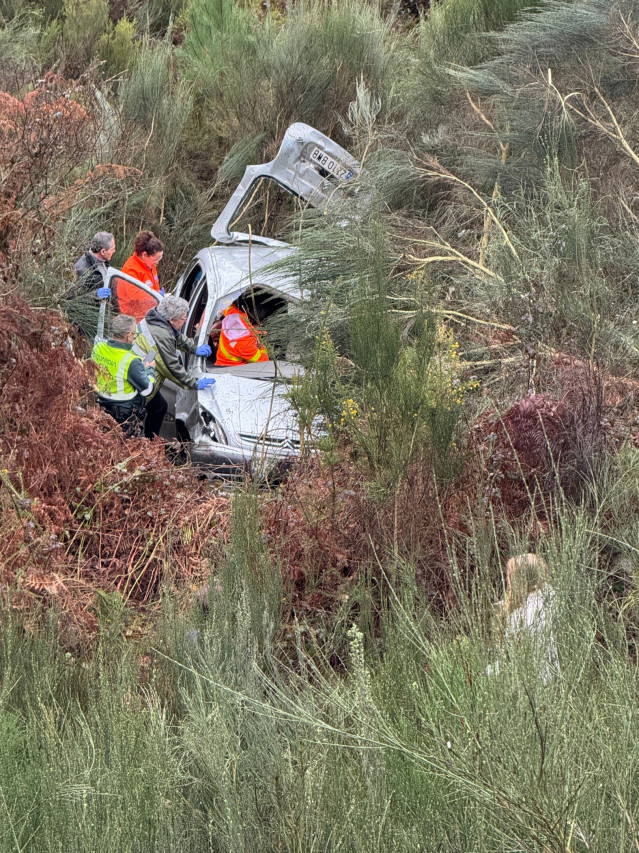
[92,313,156,437]
[133,295,216,438]
[73,232,116,296]
[65,232,116,339]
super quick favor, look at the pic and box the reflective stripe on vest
[132,319,155,358]
[217,311,264,364]
[92,341,138,401]
[216,335,244,364]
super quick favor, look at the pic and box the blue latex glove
[158,288,166,296]
[97,287,111,299]
[197,377,216,390]
[195,344,212,357]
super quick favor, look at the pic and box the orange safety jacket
[117,254,161,322]
[215,305,269,366]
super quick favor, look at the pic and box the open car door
[211,122,360,245]
[96,267,162,342]
[164,271,210,441]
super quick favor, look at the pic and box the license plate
[309,146,353,181]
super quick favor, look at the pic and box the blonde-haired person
[489,554,560,685]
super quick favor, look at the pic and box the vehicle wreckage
[97,123,360,474]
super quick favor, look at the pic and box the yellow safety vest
[132,319,164,399]
[92,341,139,401]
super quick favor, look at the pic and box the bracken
[0,298,229,641]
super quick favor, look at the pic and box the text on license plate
[309,147,353,180]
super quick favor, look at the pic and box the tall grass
[0,9,40,77]
[168,487,639,851]
[435,158,639,368]
[1,468,638,849]
[119,39,193,173]
[0,611,194,852]
[403,0,543,133]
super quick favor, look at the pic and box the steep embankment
[0,299,228,640]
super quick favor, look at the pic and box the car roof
[191,243,301,311]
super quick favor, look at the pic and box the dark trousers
[144,391,168,439]
[100,399,145,438]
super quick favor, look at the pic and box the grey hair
[111,313,136,339]
[156,294,189,321]
[90,231,114,252]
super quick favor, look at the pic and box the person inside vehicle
[215,292,269,366]
[134,295,216,438]
[92,313,156,438]
[118,230,165,322]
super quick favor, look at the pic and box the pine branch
[546,68,639,169]
[400,227,505,283]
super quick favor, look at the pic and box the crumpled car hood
[197,363,302,446]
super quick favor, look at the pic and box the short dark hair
[133,230,164,257]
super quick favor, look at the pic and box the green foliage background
[4,0,639,848]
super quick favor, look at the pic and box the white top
[504,584,560,685]
[487,584,560,685]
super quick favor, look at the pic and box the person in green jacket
[92,313,156,437]
[134,295,216,438]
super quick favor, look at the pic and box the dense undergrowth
[4,0,639,848]
[1,491,639,851]
[0,298,228,641]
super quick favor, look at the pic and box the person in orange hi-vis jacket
[215,300,269,366]
[118,230,165,322]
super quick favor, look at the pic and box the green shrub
[269,0,396,140]
[0,611,193,851]
[181,0,397,155]
[444,159,639,366]
[0,9,41,77]
[119,40,193,172]
[181,0,262,100]
[140,0,190,37]
[37,0,65,22]
[404,0,543,133]
[166,487,639,851]
[97,16,139,80]
[280,212,468,499]
[43,0,111,73]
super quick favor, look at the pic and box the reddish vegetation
[264,359,623,613]
[262,454,451,615]
[0,74,89,262]
[0,72,140,272]
[0,299,228,639]
[470,360,611,531]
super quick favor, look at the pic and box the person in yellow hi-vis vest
[92,314,156,437]
[215,300,269,366]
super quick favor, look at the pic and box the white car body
[102,123,359,475]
